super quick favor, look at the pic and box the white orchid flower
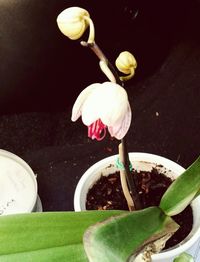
[115,51,137,81]
[71,82,132,140]
[56,7,95,43]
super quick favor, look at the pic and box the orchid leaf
[84,207,179,262]
[0,210,123,262]
[160,156,200,216]
[0,245,87,262]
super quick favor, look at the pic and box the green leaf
[160,156,200,216]
[84,207,179,262]
[0,245,87,262]
[0,210,123,261]
[173,252,194,262]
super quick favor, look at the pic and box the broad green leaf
[0,210,123,261]
[84,207,179,262]
[0,245,87,262]
[160,156,200,216]
[173,252,194,262]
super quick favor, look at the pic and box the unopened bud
[57,7,90,40]
[115,51,137,81]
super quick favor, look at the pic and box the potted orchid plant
[0,6,200,262]
[57,6,142,212]
[56,6,200,260]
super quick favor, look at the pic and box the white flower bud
[115,51,137,81]
[56,7,90,40]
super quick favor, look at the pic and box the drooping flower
[56,7,95,43]
[71,82,132,140]
[115,51,137,81]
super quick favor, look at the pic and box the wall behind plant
[0,0,199,114]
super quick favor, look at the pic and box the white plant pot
[74,152,200,262]
[0,149,41,215]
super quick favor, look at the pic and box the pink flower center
[88,119,107,141]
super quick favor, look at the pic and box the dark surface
[0,1,200,211]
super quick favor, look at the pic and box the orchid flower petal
[99,82,130,126]
[81,84,104,125]
[108,104,132,139]
[71,83,99,122]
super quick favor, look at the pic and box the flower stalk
[120,139,142,210]
[80,42,120,84]
[82,16,95,43]
[82,41,142,210]
[118,143,134,211]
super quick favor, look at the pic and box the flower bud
[115,51,137,81]
[56,7,90,40]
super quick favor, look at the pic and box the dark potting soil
[86,168,193,250]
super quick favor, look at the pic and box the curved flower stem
[120,67,135,82]
[99,61,116,83]
[80,40,142,210]
[80,42,120,84]
[83,16,95,43]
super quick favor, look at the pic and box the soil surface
[86,168,193,250]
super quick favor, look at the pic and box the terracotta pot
[74,152,200,262]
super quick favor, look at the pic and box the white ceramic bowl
[74,152,200,262]
[0,149,38,215]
